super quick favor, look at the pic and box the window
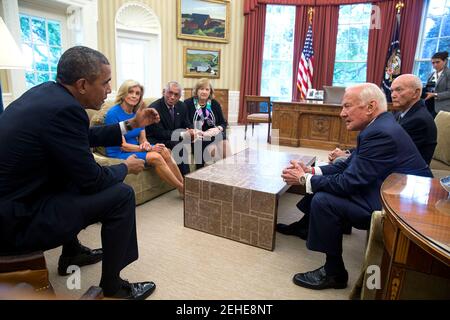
[261,5,296,102]
[333,4,372,86]
[414,0,450,82]
[115,3,161,97]
[20,14,63,89]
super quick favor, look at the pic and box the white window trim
[2,0,97,106]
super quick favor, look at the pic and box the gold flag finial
[396,1,405,14]
[308,7,314,24]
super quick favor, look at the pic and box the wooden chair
[244,95,272,143]
[0,251,103,299]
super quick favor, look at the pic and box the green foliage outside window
[20,14,62,89]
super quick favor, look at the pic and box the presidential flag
[297,24,314,100]
[382,11,401,102]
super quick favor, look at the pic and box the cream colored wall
[98,0,244,92]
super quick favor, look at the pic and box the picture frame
[183,47,221,78]
[177,0,230,43]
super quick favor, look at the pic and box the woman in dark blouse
[184,78,230,168]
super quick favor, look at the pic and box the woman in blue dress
[105,80,184,194]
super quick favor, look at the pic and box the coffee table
[184,148,316,250]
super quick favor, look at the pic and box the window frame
[332,3,372,87]
[413,0,450,82]
[19,5,68,89]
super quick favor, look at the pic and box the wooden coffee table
[184,148,316,250]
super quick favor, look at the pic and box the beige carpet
[44,124,366,300]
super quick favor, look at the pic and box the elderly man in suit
[278,83,432,290]
[0,46,160,299]
[391,74,437,165]
[145,81,195,175]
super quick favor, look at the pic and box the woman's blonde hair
[193,78,214,99]
[114,79,144,112]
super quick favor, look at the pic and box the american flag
[297,24,314,100]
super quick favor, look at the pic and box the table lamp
[0,16,26,114]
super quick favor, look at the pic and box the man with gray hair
[391,74,437,164]
[146,81,195,175]
[278,83,432,290]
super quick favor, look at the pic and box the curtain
[366,1,397,84]
[311,5,339,89]
[399,0,425,73]
[238,3,267,124]
[291,6,310,101]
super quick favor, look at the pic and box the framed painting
[177,0,230,43]
[183,47,220,78]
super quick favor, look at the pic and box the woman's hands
[139,141,152,152]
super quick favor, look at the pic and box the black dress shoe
[58,245,103,276]
[105,280,156,300]
[276,220,308,240]
[293,266,348,290]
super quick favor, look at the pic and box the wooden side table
[379,173,450,299]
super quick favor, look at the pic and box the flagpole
[382,1,404,102]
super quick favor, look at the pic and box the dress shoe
[276,220,308,240]
[58,244,103,276]
[105,279,156,300]
[293,266,348,290]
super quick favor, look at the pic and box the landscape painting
[183,47,220,78]
[177,0,229,43]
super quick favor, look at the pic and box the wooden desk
[380,173,450,299]
[271,100,398,150]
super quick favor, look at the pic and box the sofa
[430,110,450,179]
[87,98,175,205]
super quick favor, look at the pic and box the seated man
[278,83,432,290]
[328,74,437,165]
[0,46,160,300]
[145,81,195,175]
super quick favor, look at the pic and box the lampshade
[0,17,26,69]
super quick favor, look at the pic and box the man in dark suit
[145,81,195,175]
[279,83,432,290]
[0,46,160,299]
[392,74,437,165]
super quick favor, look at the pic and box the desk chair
[244,95,272,143]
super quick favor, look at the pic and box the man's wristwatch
[124,120,133,132]
[299,175,306,186]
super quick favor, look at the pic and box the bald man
[391,74,437,165]
[279,83,432,290]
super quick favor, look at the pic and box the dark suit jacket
[393,100,437,165]
[433,66,450,113]
[145,97,192,149]
[0,82,127,240]
[312,112,432,214]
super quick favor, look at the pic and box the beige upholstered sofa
[430,111,450,179]
[87,98,174,205]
